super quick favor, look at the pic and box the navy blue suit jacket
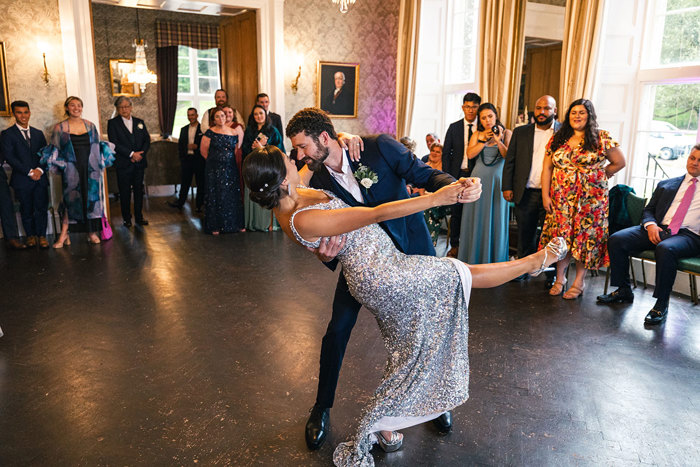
[0,125,48,190]
[641,175,686,226]
[107,116,150,170]
[309,134,454,264]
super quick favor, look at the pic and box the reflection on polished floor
[1,201,699,466]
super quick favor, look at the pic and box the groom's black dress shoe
[433,411,452,434]
[596,287,634,304]
[305,404,330,450]
[644,306,668,325]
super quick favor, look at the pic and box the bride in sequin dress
[243,146,567,466]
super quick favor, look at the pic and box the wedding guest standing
[41,96,115,247]
[169,107,204,211]
[1,101,49,248]
[223,104,245,198]
[247,93,284,139]
[410,142,450,246]
[540,99,626,299]
[201,108,244,234]
[107,96,150,227]
[0,142,25,250]
[242,105,284,231]
[458,103,512,264]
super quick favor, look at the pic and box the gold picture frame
[109,59,140,97]
[317,61,359,118]
[0,42,11,117]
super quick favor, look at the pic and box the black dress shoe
[136,218,149,226]
[123,220,132,227]
[644,306,668,325]
[432,411,452,434]
[305,404,330,450]
[596,287,634,304]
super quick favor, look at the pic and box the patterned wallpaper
[92,4,222,137]
[0,0,68,135]
[284,0,400,137]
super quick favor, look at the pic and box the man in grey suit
[502,95,560,284]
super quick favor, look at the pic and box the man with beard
[502,95,560,284]
[286,107,483,450]
[200,89,228,132]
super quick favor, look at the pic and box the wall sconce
[291,54,303,93]
[38,42,50,86]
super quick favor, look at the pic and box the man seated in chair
[597,143,700,325]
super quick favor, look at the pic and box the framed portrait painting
[317,61,358,118]
[109,59,140,97]
[0,42,10,117]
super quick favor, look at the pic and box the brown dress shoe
[446,246,459,258]
[25,236,37,247]
[38,236,50,249]
[6,238,27,250]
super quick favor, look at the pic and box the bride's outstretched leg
[468,237,567,288]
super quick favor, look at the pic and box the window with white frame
[631,0,700,198]
[173,46,221,131]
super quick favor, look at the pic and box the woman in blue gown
[458,103,512,264]
[201,108,244,234]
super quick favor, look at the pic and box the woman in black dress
[200,108,244,234]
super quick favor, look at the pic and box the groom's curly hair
[286,107,338,141]
[243,145,287,210]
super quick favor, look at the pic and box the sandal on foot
[549,279,567,296]
[530,237,568,277]
[375,431,403,453]
[563,284,585,300]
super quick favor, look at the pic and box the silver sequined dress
[291,189,472,467]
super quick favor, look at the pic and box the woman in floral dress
[540,99,626,299]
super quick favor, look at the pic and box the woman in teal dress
[458,103,512,264]
[241,105,284,231]
[41,96,115,248]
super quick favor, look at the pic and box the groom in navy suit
[1,100,49,248]
[287,107,481,450]
[598,144,700,325]
[107,96,150,227]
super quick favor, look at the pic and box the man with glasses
[443,92,481,257]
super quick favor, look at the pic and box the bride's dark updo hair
[242,145,287,210]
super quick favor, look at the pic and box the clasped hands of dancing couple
[242,145,568,466]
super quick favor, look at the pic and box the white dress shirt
[327,149,363,203]
[648,173,700,236]
[122,116,133,133]
[16,124,43,175]
[461,118,476,170]
[526,126,554,188]
[188,124,197,155]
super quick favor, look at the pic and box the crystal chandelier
[127,39,157,93]
[332,0,356,13]
[125,9,157,93]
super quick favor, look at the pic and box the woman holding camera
[458,102,512,264]
[241,105,284,231]
[201,108,244,234]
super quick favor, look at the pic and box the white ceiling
[91,0,246,17]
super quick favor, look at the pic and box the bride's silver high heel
[375,431,403,452]
[530,237,568,277]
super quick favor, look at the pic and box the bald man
[502,95,560,284]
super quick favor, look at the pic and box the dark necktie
[21,129,30,145]
[467,123,473,141]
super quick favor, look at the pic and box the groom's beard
[305,144,330,172]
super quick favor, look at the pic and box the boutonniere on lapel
[354,164,378,190]
[137,123,144,130]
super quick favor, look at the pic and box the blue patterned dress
[203,130,244,233]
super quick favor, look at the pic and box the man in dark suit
[287,107,482,450]
[321,72,354,116]
[442,92,481,257]
[169,107,204,211]
[0,137,25,250]
[107,96,150,227]
[502,95,560,285]
[247,93,284,139]
[1,100,49,248]
[597,144,700,325]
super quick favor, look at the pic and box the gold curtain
[478,0,526,128]
[560,0,605,109]
[396,0,421,138]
